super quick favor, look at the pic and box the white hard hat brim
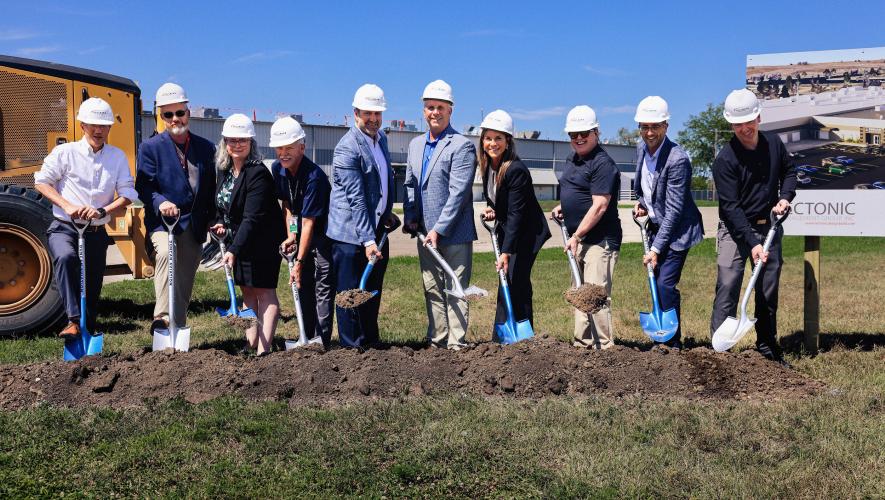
[633,113,671,123]
[353,102,387,112]
[268,134,306,148]
[724,109,760,124]
[157,98,189,107]
[223,131,255,138]
[564,123,599,133]
[78,117,115,125]
[481,126,512,136]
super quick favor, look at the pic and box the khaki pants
[573,240,619,349]
[151,229,202,326]
[417,242,472,348]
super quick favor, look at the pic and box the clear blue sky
[3,1,883,140]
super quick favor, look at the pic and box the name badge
[288,216,299,234]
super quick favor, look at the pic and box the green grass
[0,237,882,497]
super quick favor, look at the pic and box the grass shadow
[97,298,228,319]
[781,330,885,354]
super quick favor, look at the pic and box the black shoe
[757,343,792,368]
[150,317,169,335]
[664,339,683,351]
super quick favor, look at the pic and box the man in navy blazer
[403,80,477,349]
[326,84,398,348]
[135,83,217,334]
[632,96,703,349]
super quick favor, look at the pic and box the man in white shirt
[34,97,137,338]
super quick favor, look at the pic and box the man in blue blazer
[327,84,398,348]
[632,96,703,349]
[403,80,477,349]
[135,83,217,334]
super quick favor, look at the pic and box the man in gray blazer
[403,80,478,349]
[632,96,704,349]
[327,84,398,348]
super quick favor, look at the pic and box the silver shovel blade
[152,327,191,352]
[285,336,324,350]
[712,316,757,352]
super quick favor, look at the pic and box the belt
[752,218,769,226]
[55,218,104,232]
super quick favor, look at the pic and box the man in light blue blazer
[327,84,398,348]
[403,80,477,349]
[633,96,703,349]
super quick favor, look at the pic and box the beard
[169,124,189,136]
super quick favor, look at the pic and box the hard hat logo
[222,113,256,138]
[723,89,760,124]
[634,96,670,123]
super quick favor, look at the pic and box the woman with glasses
[211,114,285,355]
[477,110,550,330]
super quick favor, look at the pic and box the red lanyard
[175,134,190,171]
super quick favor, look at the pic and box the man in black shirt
[271,117,334,347]
[553,105,622,350]
[711,89,796,365]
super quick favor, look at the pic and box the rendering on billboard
[746,47,885,236]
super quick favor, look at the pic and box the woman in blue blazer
[211,114,285,355]
[478,110,551,328]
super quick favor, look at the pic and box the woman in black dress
[211,114,285,355]
[478,110,551,328]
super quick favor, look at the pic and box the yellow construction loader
[0,55,152,335]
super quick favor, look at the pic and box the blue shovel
[633,213,678,342]
[481,216,533,344]
[209,230,257,321]
[356,231,389,300]
[63,220,104,361]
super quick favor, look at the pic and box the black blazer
[214,160,285,258]
[482,159,551,255]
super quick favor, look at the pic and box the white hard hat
[352,83,387,112]
[480,109,514,136]
[723,89,760,124]
[222,113,256,138]
[564,105,598,133]
[269,116,306,147]
[422,79,454,104]
[634,96,670,123]
[155,82,188,107]
[76,97,115,125]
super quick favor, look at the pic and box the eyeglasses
[161,109,187,119]
[224,138,250,145]
[639,123,665,132]
[568,130,595,140]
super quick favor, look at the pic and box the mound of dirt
[335,289,375,308]
[0,337,824,410]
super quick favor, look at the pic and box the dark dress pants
[649,238,689,343]
[299,235,334,346]
[46,220,110,332]
[710,222,783,348]
[331,238,388,348]
[495,247,538,327]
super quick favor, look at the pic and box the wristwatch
[96,207,107,218]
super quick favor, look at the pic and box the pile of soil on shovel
[0,337,825,410]
[335,289,375,308]
[564,284,608,314]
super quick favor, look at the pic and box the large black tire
[0,183,65,336]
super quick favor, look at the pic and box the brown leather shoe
[59,322,80,338]
[150,316,169,335]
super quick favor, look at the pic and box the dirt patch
[564,284,608,314]
[0,337,825,410]
[335,289,375,308]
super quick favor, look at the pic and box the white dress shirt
[640,141,662,253]
[34,138,138,226]
[359,129,389,246]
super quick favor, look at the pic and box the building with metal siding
[141,114,637,201]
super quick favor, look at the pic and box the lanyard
[286,171,302,235]
[174,134,190,172]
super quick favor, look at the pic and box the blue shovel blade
[216,306,257,318]
[639,308,679,343]
[494,322,518,345]
[514,319,535,342]
[63,332,103,361]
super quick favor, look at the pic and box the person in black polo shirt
[552,105,623,350]
[711,89,796,366]
[270,117,334,347]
